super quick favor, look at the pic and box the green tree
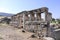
[51,18,56,23]
[2,17,11,24]
[56,19,60,24]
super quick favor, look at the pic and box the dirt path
[0,24,40,40]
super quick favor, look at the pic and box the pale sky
[0,0,60,18]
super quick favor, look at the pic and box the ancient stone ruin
[10,7,52,38]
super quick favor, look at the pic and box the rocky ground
[0,23,42,40]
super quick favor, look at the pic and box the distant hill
[0,12,14,16]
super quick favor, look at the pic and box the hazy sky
[0,0,60,18]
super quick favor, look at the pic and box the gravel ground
[0,24,41,40]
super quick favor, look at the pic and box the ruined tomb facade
[10,7,52,37]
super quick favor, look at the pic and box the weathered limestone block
[30,13,35,21]
[50,29,60,40]
[40,7,48,13]
[47,12,52,22]
[37,13,41,21]
[25,14,29,21]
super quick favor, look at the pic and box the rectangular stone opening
[41,13,45,21]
